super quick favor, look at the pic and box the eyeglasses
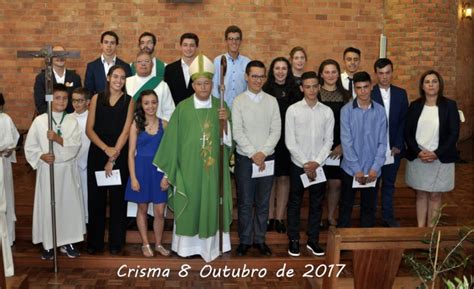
[226,37,241,42]
[136,60,151,65]
[72,99,86,103]
[250,75,266,80]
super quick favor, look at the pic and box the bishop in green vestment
[153,54,233,262]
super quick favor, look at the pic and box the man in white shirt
[33,45,82,114]
[84,31,132,96]
[285,71,334,257]
[126,51,175,121]
[340,47,361,99]
[371,58,408,227]
[164,33,199,105]
[232,60,281,256]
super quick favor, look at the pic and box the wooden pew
[322,226,464,289]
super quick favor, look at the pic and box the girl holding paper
[86,65,134,255]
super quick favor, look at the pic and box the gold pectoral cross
[200,133,208,149]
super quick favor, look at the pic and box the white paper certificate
[251,160,275,178]
[352,175,377,188]
[324,154,341,166]
[95,169,122,186]
[384,149,395,166]
[300,166,327,188]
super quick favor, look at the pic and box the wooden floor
[7,138,474,289]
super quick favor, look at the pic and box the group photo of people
[0,23,464,277]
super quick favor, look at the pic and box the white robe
[126,75,176,121]
[2,152,17,245]
[0,112,18,276]
[24,112,86,250]
[71,110,90,223]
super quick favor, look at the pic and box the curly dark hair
[134,89,158,132]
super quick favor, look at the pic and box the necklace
[145,118,159,135]
[194,108,210,149]
[194,107,215,169]
[52,112,67,136]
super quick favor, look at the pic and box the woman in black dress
[86,65,134,254]
[317,59,350,226]
[263,57,301,233]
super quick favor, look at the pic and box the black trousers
[287,163,326,242]
[338,170,377,228]
[86,145,128,251]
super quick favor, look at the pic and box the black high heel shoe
[267,219,275,231]
[275,220,286,234]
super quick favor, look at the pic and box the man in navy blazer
[164,33,199,105]
[84,31,131,96]
[371,58,408,227]
[34,45,82,114]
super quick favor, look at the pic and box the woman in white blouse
[404,70,460,227]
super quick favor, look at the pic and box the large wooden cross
[17,46,80,273]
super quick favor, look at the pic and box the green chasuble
[153,96,232,238]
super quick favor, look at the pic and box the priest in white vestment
[126,51,175,121]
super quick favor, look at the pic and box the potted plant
[403,206,473,289]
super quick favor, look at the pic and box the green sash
[132,76,160,101]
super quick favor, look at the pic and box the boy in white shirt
[285,72,334,257]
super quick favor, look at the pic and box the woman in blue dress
[125,90,170,257]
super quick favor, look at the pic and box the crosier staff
[218,55,227,255]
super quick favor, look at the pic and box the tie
[348,77,353,97]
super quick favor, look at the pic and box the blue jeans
[338,170,377,228]
[234,153,274,245]
[376,156,401,222]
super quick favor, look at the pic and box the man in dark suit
[34,45,82,114]
[164,33,199,105]
[371,58,409,227]
[84,31,131,96]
